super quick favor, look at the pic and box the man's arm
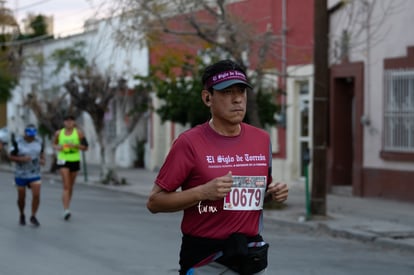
[146,184,203,213]
[52,130,61,151]
[8,145,31,163]
[8,154,31,163]
[8,137,30,163]
[147,171,234,213]
[77,129,88,151]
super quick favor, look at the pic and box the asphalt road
[1,170,413,275]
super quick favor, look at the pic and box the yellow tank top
[57,128,81,162]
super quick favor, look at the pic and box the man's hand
[267,182,288,203]
[199,171,233,201]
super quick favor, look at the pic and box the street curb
[267,217,414,254]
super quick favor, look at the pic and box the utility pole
[311,0,329,216]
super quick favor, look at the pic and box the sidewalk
[2,163,414,253]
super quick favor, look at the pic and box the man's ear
[202,90,211,106]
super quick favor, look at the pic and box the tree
[1,11,52,104]
[0,66,16,102]
[17,14,53,41]
[30,15,48,36]
[53,45,149,183]
[107,0,282,128]
[21,42,149,182]
[330,0,401,64]
[21,48,83,171]
[0,2,20,102]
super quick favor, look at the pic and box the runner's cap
[25,125,37,137]
[205,69,252,91]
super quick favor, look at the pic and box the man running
[9,124,45,227]
[147,60,289,274]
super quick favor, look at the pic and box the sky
[9,0,107,37]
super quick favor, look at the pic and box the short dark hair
[64,114,75,120]
[202,60,248,92]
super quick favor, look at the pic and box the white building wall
[7,18,149,167]
[329,0,414,171]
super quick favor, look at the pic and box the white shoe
[63,210,71,221]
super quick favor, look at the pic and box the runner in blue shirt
[9,124,45,226]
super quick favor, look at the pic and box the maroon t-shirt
[155,122,272,239]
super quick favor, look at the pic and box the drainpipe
[361,0,372,129]
[281,0,287,124]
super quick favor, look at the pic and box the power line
[0,33,52,47]
[13,0,52,11]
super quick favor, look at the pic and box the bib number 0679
[223,187,265,210]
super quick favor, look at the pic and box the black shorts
[57,160,80,172]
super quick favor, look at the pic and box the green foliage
[255,89,279,127]
[0,34,11,51]
[51,41,87,73]
[132,138,146,167]
[30,15,48,36]
[135,54,211,127]
[155,76,209,127]
[0,68,16,102]
[0,46,17,102]
[16,15,53,41]
[0,14,51,104]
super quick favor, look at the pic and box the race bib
[57,158,66,165]
[223,176,267,211]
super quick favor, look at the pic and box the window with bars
[383,69,414,152]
